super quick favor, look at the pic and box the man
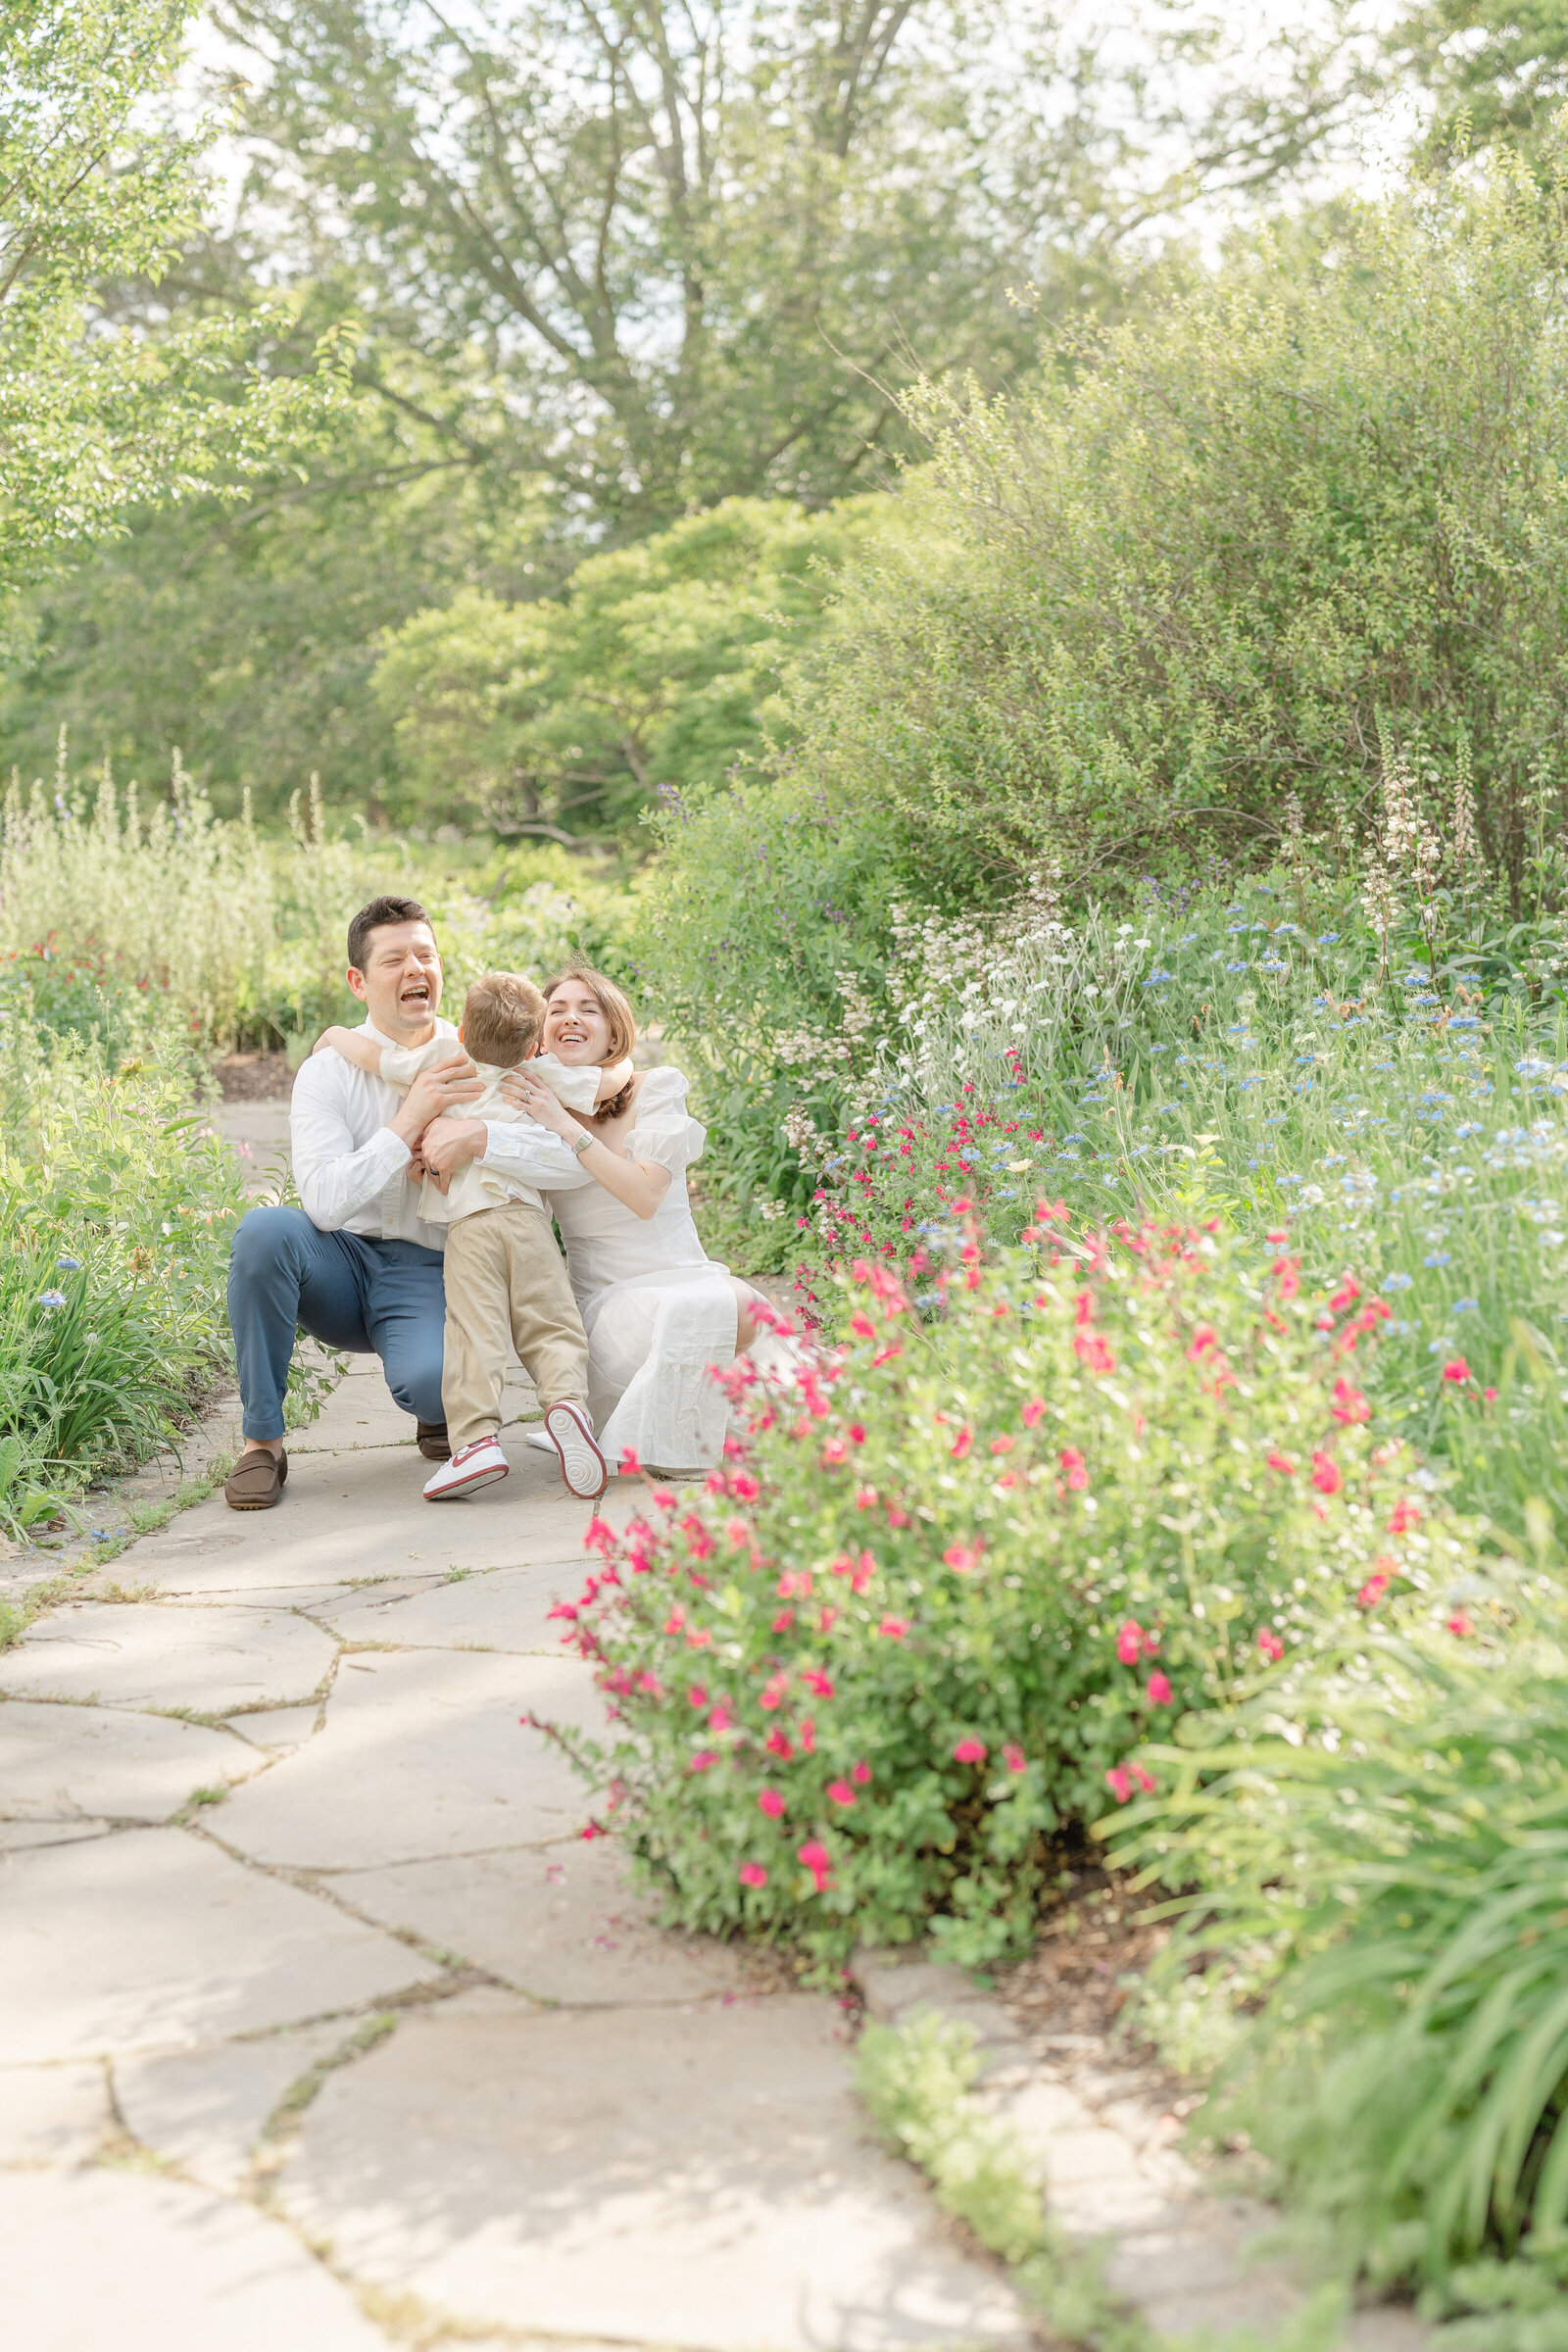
[222,894,589,1510]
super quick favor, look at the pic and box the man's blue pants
[227,1204,445,1443]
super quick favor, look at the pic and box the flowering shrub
[554,1211,1485,1966]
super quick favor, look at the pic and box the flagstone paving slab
[339,1839,750,2004]
[277,1989,1031,2352]
[319,1560,579,1654]
[0,1698,255,1823]
[116,2020,351,2193]
[0,2168,389,2352]
[0,1600,338,1715]
[115,1439,631,1597]
[0,1817,109,1850]
[0,2060,110,2162]
[223,1702,321,1749]
[218,1647,601,1871]
[0,1826,440,2063]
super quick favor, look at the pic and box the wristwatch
[568,1129,594,1157]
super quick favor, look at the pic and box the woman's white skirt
[584,1266,739,1475]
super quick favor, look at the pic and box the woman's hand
[499,1068,580,1141]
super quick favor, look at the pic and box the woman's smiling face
[543,977,612,1064]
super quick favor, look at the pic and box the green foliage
[0,1,348,595]
[556,1220,1485,1966]
[0,1017,244,1531]
[0,758,633,1049]
[1113,1614,1568,2311]
[371,497,896,837]
[691,141,1568,927]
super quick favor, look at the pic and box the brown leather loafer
[224,1448,288,1511]
[416,1420,452,1461]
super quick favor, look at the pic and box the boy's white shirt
[373,1039,634,1225]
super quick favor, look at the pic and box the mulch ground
[213,1051,292,1101]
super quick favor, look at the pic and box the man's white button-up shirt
[288,1016,589,1247]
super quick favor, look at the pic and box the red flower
[708,1702,734,1732]
[827,1780,857,1808]
[1357,1571,1390,1609]
[952,1737,988,1764]
[1442,1357,1472,1385]
[1447,1610,1475,1638]
[1185,1323,1219,1360]
[1059,1446,1090,1490]
[1105,1766,1133,1804]
[1003,1742,1027,1774]
[851,1759,872,1785]
[1115,1620,1144,1665]
[1255,1628,1285,1662]
[848,1423,867,1445]
[851,1311,876,1340]
[1145,1671,1173,1706]
[877,1615,909,1641]
[1388,1497,1421,1534]
[1311,1451,1343,1494]
[758,1788,786,1818]
[1267,1449,1296,1476]
[801,1669,835,1699]
[731,1471,760,1501]
[1331,1378,1371,1426]
[943,1542,980,1573]
[685,1683,708,1708]
[764,1728,794,1760]
[797,1838,833,1892]
[950,1427,973,1460]
[585,1516,616,1553]
[738,1862,768,1888]
[1021,1396,1046,1426]
[690,1749,718,1773]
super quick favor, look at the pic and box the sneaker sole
[545,1405,609,1500]
[424,1463,510,1502]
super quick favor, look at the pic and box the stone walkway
[0,1362,1033,2352]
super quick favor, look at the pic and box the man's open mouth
[401,983,431,1005]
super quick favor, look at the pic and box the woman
[515,964,768,1476]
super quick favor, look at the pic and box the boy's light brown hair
[540,963,637,1065]
[459,971,546,1067]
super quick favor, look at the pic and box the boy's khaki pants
[441,1201,590,1449]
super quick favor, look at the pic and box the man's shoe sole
[545,1403,609,1500]
[424,1461,509,1501]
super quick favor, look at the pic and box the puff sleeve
[623,1066,706,1173]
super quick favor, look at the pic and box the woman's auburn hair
[541,962,638,1066]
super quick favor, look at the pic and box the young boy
[315,973,632,1503]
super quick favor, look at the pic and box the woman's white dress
[545,1066,737,1474]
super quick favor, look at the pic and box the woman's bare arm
[510,1073,672,1220]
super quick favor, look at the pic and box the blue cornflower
[1316,932,1340,945]
[1383,1271,1413,1291]
[1453,1298,1478,1313]
[1226,961,1246,973]
[1424,1251,1452,1267]
[55,1254,80,1270]
[37,1289,66,1308]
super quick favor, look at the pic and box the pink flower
[877,1615,910,1641]
[1115,1620,1144,1665]
[848,1423,867,1445]
[764,1727,794,1760]
[738,1862,768,1888]
[771,1609,795,1632]
[990,1434,1014,1455]
[799,1716,816,1753]
[952,1737,988,1764]
[1003,1742,1027,1774]
[1388,1497,1421,1534]
[585,1516,615,1553]
[758,1788,786,1818]
[1331,1377,1371,1426]
[1145,1672,1173,1707]
[798,1838,833,1892]
[1105,1766,1133,1804]
[580,1821,609,1839]
[1311,1450,1343,1495]
[1441,1357,1472,1385]
[851,1759,872,1785]
[546,1600,579,1622]
[1059,1446,1090,1490]
[820,1437,848,1466]
[759,1672,789,1711]
[851,1310,876,1339]
[827,1780,857,1808]
[686,1683,708,1709]
[618,1446,642,1474]
[943,1542,980,1573]
[1447,1610,1475,1638]
[725,1517,752,1548]
[708,1702,734,1732]
[1021,1396,1046,1426]
[731,1472,760,1501]
[690,1749,718,1773]
[801,1669,835,1699]
[1131,1763,1155,1795]
[1358,1571,1390,1609]
[950,1427,973,1460]
[1267,1449,1296,1476]
[1256,1629,1285,1663]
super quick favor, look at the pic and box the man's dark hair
[347,896,430,972]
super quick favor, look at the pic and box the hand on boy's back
[391,1051,482,1147]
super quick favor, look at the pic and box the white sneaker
[423,1435,510,1500]
[545,1400,609,1500]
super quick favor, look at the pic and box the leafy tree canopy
[0,0,348,595]
[371,493,896,836]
